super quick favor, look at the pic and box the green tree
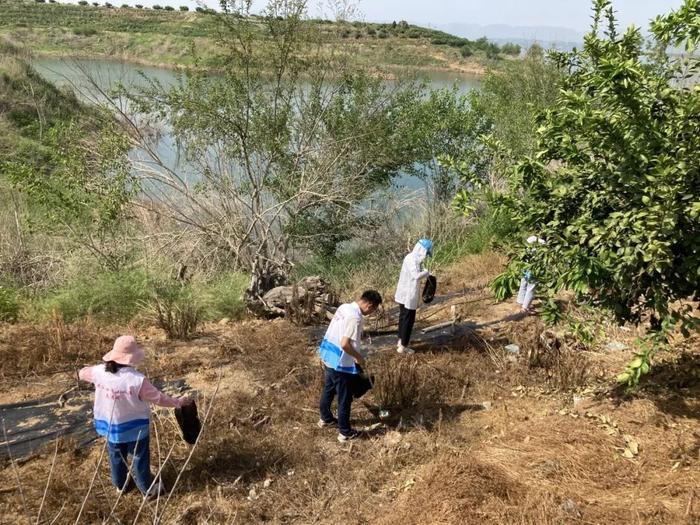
[117,0,457,310]
[491,0,700,384]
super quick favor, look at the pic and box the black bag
[175,400,201,445]
[352,365,373,399]
[422,274,437,303]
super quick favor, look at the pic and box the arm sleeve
[78,366,94,383]
[342,317,361,341]
[139,379,184,408]
[410,258,429,280]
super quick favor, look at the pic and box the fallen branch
[420,321,455,334]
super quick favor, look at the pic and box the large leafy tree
[118,0,469,310]
[491,0,700,384]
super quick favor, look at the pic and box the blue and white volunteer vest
[318,302,363,375]
[91,365,150,443]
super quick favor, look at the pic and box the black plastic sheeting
[1,379,189,461]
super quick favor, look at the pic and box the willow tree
[120,0,445,311]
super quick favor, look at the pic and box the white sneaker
[146,479,165,498]
[397,344,415,354]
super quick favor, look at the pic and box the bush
[152,4,162,9]
[92,2,99,6]
[34,0,46,3]
[146,284,201,340]
[35,268,155,323]
[0,285,19,323]
[135,3,143,7]
[195,271,248,321]
[78,1,88,5]
[195,6,204,12]
[460,45,473,58]
[121,3,129,8]
[180,5,189,11]
[163,5,174,10]
[104,2,113,7]
[73,27,98,36]
[378,30,389,39]
[501,43,521,55]
[366,27,376,36]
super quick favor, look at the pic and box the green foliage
[5,121,135,269]
[490,0,700,384]
[501,43,521,55]
[0,284,20,322]
[445,46,562,217]
[179,5,189,11]
[35,267,154,323]
[194,271,248,321]
[460,45,473,58]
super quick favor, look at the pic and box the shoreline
[28,49,487,79]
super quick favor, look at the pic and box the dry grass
[0,257,698,524]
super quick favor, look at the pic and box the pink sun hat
[102,335,145,366]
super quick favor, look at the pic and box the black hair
[360,289,383,307]
[105,360,127,374]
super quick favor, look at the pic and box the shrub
[378,30,389,39]
[135,3,143,7]
[180,5,189,11]
[78,0,88,4]
[366,27,376,36]
[121,3,129,8]
[163,5,174,10]
[460,44,473,58]
[195,6,204,12]
[0,285,19,323]
[34,0,46,3]
[104,1,113,7]
[340,28,351,38]
[92,2,99,6]
[501,43,521,55]
[73,27,98,36]
[152,4,162,9]
[195,271,248,321]
[146,283,202,340]
[49,0,56,3]
[35,268,154,323]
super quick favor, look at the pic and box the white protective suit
[394,242,430,310]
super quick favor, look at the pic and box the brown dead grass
[0,254,698,524]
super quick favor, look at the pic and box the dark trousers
[107,436,152,494]
[398,304,417,347]
[319,365,354,436]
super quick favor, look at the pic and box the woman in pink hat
[78,335,190,497]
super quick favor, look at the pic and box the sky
[57,0,686,34]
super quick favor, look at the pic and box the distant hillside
[0,1,521,73]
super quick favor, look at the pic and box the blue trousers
[107,436,152,494]
[319,366,354,436]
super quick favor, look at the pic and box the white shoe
[146,479,165,498]
[397,344,415,354]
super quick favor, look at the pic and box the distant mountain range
[434,23,585,51]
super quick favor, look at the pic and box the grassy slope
[0,0,495,72]
[0,41,90,170]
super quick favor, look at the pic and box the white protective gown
[394,242,430,310]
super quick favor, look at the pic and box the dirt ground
[0,253,698,524]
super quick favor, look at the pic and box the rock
[218,317,230,325]
[561,499,582,518]
[605,341,627,351]
[505,344,520,354]
[247,487,258,501]
[573,395,586,407]
[480,401,493,411]
[263,478,272,488]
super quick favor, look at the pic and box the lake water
[32,57,482,195]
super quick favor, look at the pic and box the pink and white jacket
[79,365,183,443]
